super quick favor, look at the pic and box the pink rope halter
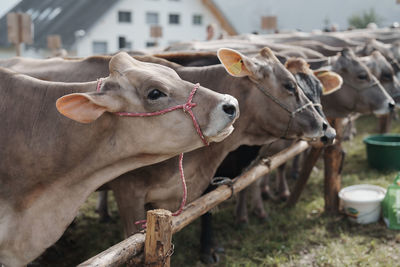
[97,78,208,146]
[96,78,206,228]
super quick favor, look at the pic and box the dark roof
[0,0,119,50]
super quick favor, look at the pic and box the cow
[258,48,396,201]
[355,39,400,75]
[360,51,400,105]
[0,52,239,267]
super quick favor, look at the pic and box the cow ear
[217,48,254,77]
[56,93,120,123]
[314,70,343,95]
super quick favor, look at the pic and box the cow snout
[221,95,239,121]
[222,103,237,118]
[321,124,336,145]
[389,101,395,111]
[202,94,239,143]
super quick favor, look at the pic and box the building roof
[202,0,237,35]
[0,0,119,50]
[0,0,237,50]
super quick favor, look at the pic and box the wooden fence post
[145,209,173,267]
[378,114,392,134]
[323,118,345,214]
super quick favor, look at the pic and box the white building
[0,0,236,58]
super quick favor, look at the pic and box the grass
[32,114,400,266]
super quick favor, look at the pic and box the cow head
[357,39,400,74]
[361,51,400,106]
[56,52,239,154]
[285,58,343,144]
[324,48,395,117]
[217,47,328,141]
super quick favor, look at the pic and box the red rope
[134,153,187,229]
[172,153,187,216]
[96,79,198,229]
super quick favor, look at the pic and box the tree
[348,8,382,29]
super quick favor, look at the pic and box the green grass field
[33,114,400,266]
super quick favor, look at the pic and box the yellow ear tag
[229,60,242,75]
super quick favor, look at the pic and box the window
[193,14,202,25]
[146,12,159,25]
[118,37,132,50]
[118,11,131,23]
[169,14,180,25]
[146,41,156,47]
[119,36,126,49]
[92,41,108,54]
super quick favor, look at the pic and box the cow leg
[200,212,224,263]
[378,114,392,134]
[96,190,111,222]
[260,174,274,200]
[235,188,249,225]
[200,185,224,264]
[290,154,301,180]
[111,182,146,237]
[276,163,290,201]
[249,180,268,221]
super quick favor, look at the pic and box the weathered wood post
[378,114,392,134]
[323,118,345,213]
[287,146,323,207]
[145,209,173,267]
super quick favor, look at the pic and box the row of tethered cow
[0,28,399,266]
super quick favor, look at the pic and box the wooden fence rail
[78,140,310,266]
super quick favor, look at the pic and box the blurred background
[0,0,399,58]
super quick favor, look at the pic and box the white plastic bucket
[338,184,386,224]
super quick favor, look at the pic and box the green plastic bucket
[363,134,400,171]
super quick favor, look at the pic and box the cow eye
[283,81,297,92]
[357,73,368,80]
[147,89,166,100]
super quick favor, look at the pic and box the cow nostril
[222,104,236,117]
[320,136,328,144]
[389,102,395,110]
[322,122,328,131]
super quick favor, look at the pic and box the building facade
[75,0,232,56]
[0,0,235,58]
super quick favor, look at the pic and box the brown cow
[0,52,239,267]
[360,50,400,105]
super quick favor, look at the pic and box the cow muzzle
[203,94,240,143]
